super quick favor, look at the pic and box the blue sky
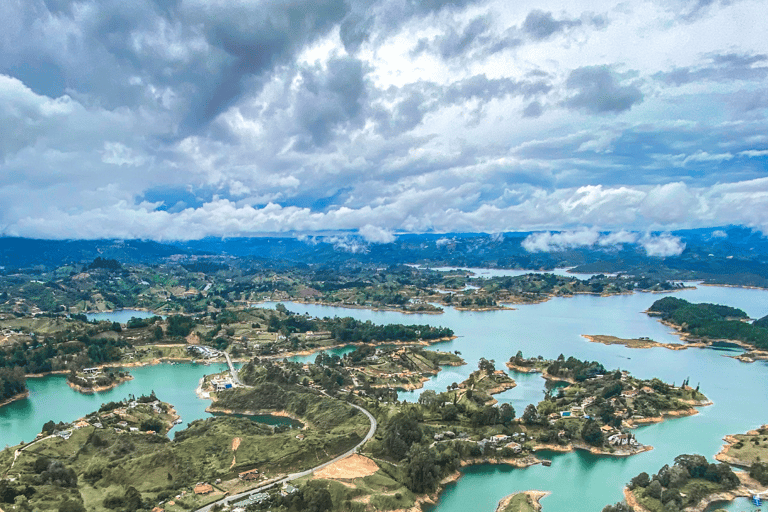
[0,0,766,242]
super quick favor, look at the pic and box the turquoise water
[3,284,768,511]
[85,309,160,323]
[261,286,768,511]
[0,362,228,446]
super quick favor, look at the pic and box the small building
[239,469,260,481]
[194,483,214,495]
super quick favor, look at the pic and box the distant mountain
[2,227,767,286]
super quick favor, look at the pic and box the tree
[522,404,539,424]
[646,479,663,500]
[630,471,651,489]
[499,403,515,425]
[404,445,440,493]
[581,419,604,446]
[418,390,438,410]
[478,358,496,375]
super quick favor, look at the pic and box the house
[600,425,616,435]
[239,469,260,481]
[504,442,522,453]
[194,483,213,495]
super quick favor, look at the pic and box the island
[582,297,768,363]
[613,452,766,512]
[496,491,550,512]
[66,367,133,393]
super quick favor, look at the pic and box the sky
[1,0,767,243]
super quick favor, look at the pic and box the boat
[541,460,552,466]
[753,495,762,506]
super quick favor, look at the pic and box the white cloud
[640,234,686,257]
[521,228,601,252]
[359,224,396,243]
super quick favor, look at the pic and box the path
[194,402,377,512]
[5,435,54,475]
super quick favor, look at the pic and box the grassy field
[721,425,768,464]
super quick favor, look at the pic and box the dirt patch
[313,454,379,480]
[232,437,241,451]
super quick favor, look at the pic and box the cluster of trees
[546,355,606,382]
[265,306,453,343]
[0,334,130,375]
[87,257,122,271]
[0,366,26,401]
[628,454,739,511]
[750,461,768,485]
[166,315,196,337]
[649,297,768,349]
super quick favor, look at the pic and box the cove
[0,362,228,446]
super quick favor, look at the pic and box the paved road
[222,352,242,386]
[195,401,377,512]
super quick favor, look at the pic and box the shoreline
[495,490,551,512]
[0,391,30,409]
[714,424,768,467]
[249,299,444,315]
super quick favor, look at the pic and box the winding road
[194,401,377,512]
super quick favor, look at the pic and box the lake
[85,308,161,323]
[3,283,768,511]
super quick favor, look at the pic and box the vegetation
[648,297,768,349]
[624,454,739,512]
[0,366,26,402]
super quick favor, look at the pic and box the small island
[66,367,133,393]
[496,491,550,512]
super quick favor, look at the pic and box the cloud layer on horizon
[0,0,766,241]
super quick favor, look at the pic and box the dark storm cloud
[564,66,643,114]
[655,53,768,86]
[522,10,582,40]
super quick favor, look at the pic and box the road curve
[195,401,377,512]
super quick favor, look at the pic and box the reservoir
[2,282,767,511]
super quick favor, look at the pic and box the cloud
[359,224,396,243]
[522,10,582,40]
[521,229,601,252]
[565,66,643,114]
[640,234,686,257]
[0,0,767,242]
[522,229,685,257]
[655,53,768,86]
